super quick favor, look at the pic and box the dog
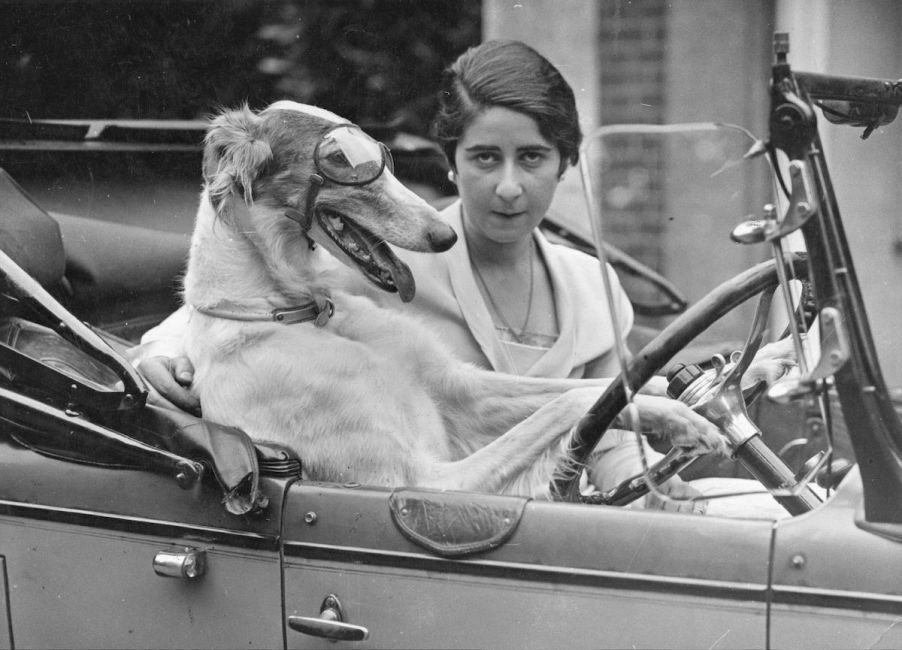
[180,101,723,498]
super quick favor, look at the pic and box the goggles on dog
[288,124,395,232]
[314,125,394,186]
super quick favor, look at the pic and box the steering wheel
[551,253,822,515]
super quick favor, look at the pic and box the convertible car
[2,34,902,649]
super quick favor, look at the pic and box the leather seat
[0,168,66,291]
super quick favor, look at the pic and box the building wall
[661,1,776,341]
[595,1,774,342]
[597,0,668,126]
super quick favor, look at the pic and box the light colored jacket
[398,200,634,379]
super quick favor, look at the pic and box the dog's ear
[203,105,273,211]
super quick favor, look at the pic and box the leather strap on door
[389,489,529,558]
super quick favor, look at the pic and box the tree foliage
[257,0,481,134]
[1,0,480,134]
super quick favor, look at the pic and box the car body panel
[2,517,283,649]
[282,483,774,648]
[0,430,289,648]
[769,468,902,649]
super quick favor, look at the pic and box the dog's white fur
[181,102,720,497]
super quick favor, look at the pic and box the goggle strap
[286,174,325,231]
[284,207,310,230]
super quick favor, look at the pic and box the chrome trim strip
[0,500,278,550]
[772,584,902,614]
[284,541,768,602]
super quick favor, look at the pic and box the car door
[0,416,289,650]
[768,468,902,649]
[281,482,775,649]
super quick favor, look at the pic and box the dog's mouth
[316,208,416,302]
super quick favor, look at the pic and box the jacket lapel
[444,202,575,377]
[524,233,576,377]
[444,202,516,373]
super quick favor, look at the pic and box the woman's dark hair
[433,39,582,174]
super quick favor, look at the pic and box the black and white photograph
[2,1,902,648]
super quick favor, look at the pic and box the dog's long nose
[429,225,458,252]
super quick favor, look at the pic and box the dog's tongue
[372,240,416,302]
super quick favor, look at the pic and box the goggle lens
[315,125,393,185]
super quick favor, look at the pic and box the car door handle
[288,594,369,642]
[153,547,206,580]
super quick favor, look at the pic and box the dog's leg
[416,386,603,496]
[426,364,610,455]
[430,364,722,465]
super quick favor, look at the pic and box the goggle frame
[313,124,395,187]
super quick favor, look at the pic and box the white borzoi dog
[181,101,724,498]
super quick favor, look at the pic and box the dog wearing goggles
[181,101,721,497]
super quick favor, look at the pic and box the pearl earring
[447,170,456,184]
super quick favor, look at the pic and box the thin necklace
[469,239,535,344]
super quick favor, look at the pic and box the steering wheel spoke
[581,447,697,506]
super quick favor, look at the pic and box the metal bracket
[771,160,818,240]
[768,306,849,404]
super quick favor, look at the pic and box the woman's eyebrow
[462,143,554,152]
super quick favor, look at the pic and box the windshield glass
[579,122,851,518]
[582,123,772,349]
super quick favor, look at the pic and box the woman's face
[454,107,562,246]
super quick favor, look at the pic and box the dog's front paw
[634,395,727,458]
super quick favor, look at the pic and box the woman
[426,39,628,379]
[398,40,667,496]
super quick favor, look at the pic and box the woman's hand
[584,429,709,513]
[742,336,798,389]
[645,476,708,513]
[136,355,201,416]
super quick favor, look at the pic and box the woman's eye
[521,150,545,166]
[473,151,498,166]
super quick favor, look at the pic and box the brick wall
[598,0,668,126]
[594,0,669,318]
